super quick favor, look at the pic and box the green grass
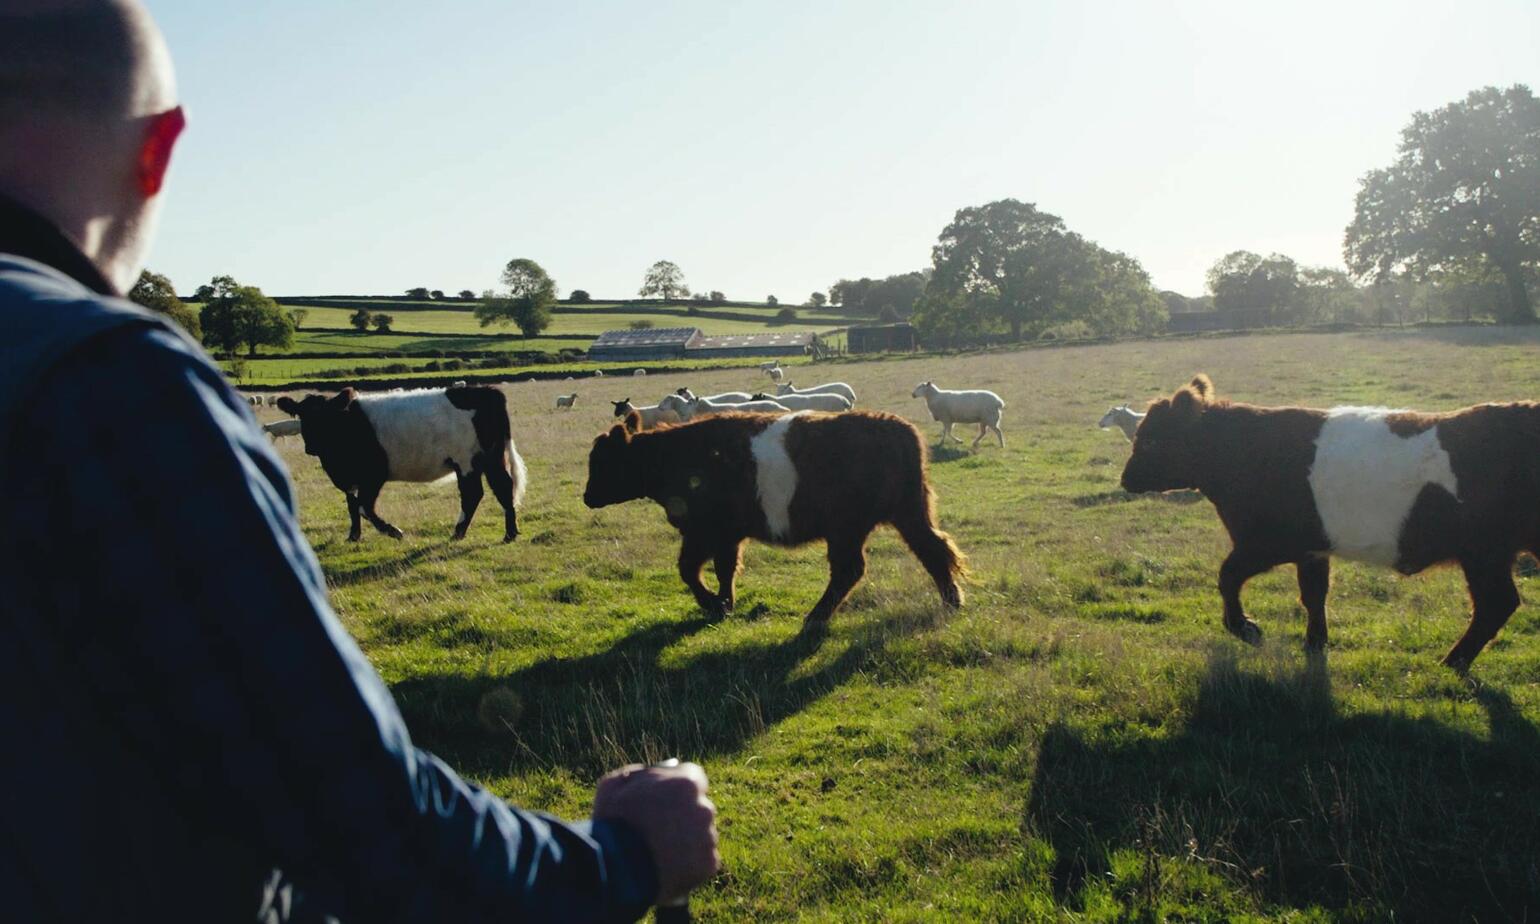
[254,326,1540,920]
[278,330,583,355]
[230,353,815,388]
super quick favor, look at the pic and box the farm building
[587,327,700,362]
[588,327,816,362]
[847,323,917,353]
[689,331,815,358]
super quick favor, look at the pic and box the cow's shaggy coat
[583,411,966,621]
[277,386,526,542]
[1121,374,1540,670]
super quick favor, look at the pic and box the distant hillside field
[192,296,862,387]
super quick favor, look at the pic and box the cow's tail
[506,439,528,508]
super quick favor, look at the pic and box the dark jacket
[0,195,657,922]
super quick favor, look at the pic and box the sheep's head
[275,389,358,458]
[776,382,793,395]
[584,412,645,508]
[1120,376,1213,494]
[676,387,695,399]
[911,381,936,399]
[611,398,633,417]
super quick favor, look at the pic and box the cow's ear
[623,410,643,434]
[1188,374,1214,402]
[275,397,299,417]
[331,387,358,410]
[1171,386,1204,417]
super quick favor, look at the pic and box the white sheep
[680,395,789,420]
[262,418,302,439]
[763,365,785,383]
[753,391,850,412]
[1098,405,1145,441]
[911,381,1005,449]
[594,370,604,377]
[612,397,682,429]
[676,387,755,404]
[775,381,857,406]
[634,368,647,376]
[758,360,780,371]
[555,393,579,410]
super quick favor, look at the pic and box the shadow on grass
[1072,488,1204,508]
[928,443,989,464]
[1025,652,1540,919]
[322,540,474,588]
[391,611,922,778]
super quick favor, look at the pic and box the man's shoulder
[0,255,229,453]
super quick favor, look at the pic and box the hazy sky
[147,0,1537,299]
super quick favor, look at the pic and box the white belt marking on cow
[1307,407,1459,566]
[750,413,804,541]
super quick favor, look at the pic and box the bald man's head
[0,0,176,123]
[0,0,182,294]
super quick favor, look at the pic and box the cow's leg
[893,508,964,609]
[712,539,743,613]
[1297,556,1331,651]
[1219,547,1284,645]
[358,482,404,540]
[483,458,519,543]
[678,533,720,616]
[806,532,868,623]
[345,491,362,542]
[1443,554,1521,673]
[452,470,484,540]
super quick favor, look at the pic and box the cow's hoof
[347,533,361,543]
[502,532,518,544]
[941,585,964,609]
[386,527,405,540]
[1230,619,1263,646]
[1440,652,1473,675]
[451,530,467,542]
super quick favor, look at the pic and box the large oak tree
[1344,85,1540,322]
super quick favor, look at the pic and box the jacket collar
[0,193,117,296]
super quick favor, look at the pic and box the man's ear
[137,106,185,198]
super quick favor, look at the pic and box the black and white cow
[277,386,526,542]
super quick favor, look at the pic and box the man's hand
[593,761,720,905]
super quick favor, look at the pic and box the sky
[146,0,1539,300]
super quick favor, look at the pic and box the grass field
[252,327,1540,921]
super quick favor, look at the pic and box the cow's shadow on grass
[321,539,476,588]
[1025,653,1540,919]
[1072,488,1204,508]
[391,611,920,778]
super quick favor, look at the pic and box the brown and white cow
[583,410,966,622]
[1121,374,1540,671]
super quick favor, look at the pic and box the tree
[288,308,309,330]
[372,313,395,333]
[775,306,797,322]
[766,294,779,307]
[476,258,557,337]
[457,289,475,300]
[639,260,688,302]
[1205,251,1300,324]
[1345,84,1540,322]
[829,273,927,317]
[569,289,592,304]
[708,290,726,305]
[928,199,1084,339]
[128,269,201,338]
[628,319,655,330]
[350,308,373,331]
[430,289,445,299]
[198,276,293,356]
[406,287,431,299]
[809,291,827,308]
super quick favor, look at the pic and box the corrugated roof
[590,327,701,348]
[691,331,815,349]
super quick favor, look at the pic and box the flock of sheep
[548,365,1014,451]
